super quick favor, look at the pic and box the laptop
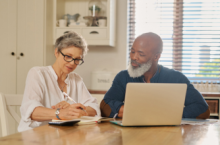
[110,83,187,126]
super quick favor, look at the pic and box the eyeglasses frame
[59,49,84,65]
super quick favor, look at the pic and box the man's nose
[131,52,138,61]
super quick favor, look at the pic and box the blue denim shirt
[103,65,208,118]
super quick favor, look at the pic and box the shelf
[89,90,107,94]
[202,92,220,97]
[210,113,219,116]
[55,26,107,29]
[53,0,116,46]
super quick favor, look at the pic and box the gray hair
[55,31,88,58]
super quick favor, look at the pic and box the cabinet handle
[11,52,15,56]
[90,31,99,34]
[20,53,24,56]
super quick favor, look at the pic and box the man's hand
[52,101,70,109]
[118,105,124,118]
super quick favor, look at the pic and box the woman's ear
[54,48,59,58]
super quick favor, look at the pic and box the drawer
[56,28,81,39]
[82,28,107,39]
[205,99,218,113]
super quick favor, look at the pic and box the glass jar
[88,0,106,17]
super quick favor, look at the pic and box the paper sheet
[181,118,219,125]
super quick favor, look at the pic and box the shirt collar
[142,65,162,83]
[48,66,70,84]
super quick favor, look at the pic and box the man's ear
[154,53,161,61]
[54,48,59,58]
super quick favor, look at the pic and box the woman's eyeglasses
[59,50,84,65]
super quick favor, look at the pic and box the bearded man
[100,32,210,119]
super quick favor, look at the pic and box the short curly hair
[55,31,88,58]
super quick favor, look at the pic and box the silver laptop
[110,83,187,126]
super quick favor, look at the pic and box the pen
[62,92,87,113]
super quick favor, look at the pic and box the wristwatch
[55,108,61,120]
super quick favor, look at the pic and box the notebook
[52,116,113,125]
[110,83,187,126]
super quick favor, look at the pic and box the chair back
[0,93,23,137]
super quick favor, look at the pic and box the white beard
[127,59,152,78]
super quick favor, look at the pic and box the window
[128,0,220,82]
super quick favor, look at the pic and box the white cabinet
[55,28,82,39]
[53,0,116,46]
[0,0,54,94]
[0,0,17,94]
[82,28,107,39]
[0,0,54,137]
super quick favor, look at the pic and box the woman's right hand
[59,103,88,120]
[51,101,70,109]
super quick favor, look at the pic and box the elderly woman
[18,32,100,132]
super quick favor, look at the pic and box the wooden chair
[0,93,23,137]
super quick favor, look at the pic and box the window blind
[129,0,220,82]
[128,0,136,58]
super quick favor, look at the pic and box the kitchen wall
[74,0,128,89]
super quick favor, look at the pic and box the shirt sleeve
[76,75,101,117]
[19,67,45,128]
[100,71,125,118]
[180,75,209,118]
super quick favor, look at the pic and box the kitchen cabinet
[54,0,116,46]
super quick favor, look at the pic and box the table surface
[0,121,220,145]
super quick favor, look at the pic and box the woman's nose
[70,60,76,66]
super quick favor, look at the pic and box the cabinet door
[0,0,17,94]
[0,0,18,137]
[17,0,44,94]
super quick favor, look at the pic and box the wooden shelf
[202,93,220,119]
[210,113,219,116]
[88,90,107,94]
[88,91,220,118]
[201,92,220,97]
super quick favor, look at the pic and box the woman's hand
[59,103,88,120]
[52,101,70,109]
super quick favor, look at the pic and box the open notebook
[52,116,113,125]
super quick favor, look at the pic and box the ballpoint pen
[62,92,87,113]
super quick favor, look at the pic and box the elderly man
[100,32,210,119]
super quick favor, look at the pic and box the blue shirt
[101,65,208,118]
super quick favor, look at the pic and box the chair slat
[8,106,21,124]
[0,93,10,136]
[0,93,23,137]
[5,95,23,105]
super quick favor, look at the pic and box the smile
[66,66,73,70]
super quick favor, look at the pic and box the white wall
[74,0,128,89]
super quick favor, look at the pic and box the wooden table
[0,121,220,145]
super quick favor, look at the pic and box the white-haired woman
[18,32,100,132]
